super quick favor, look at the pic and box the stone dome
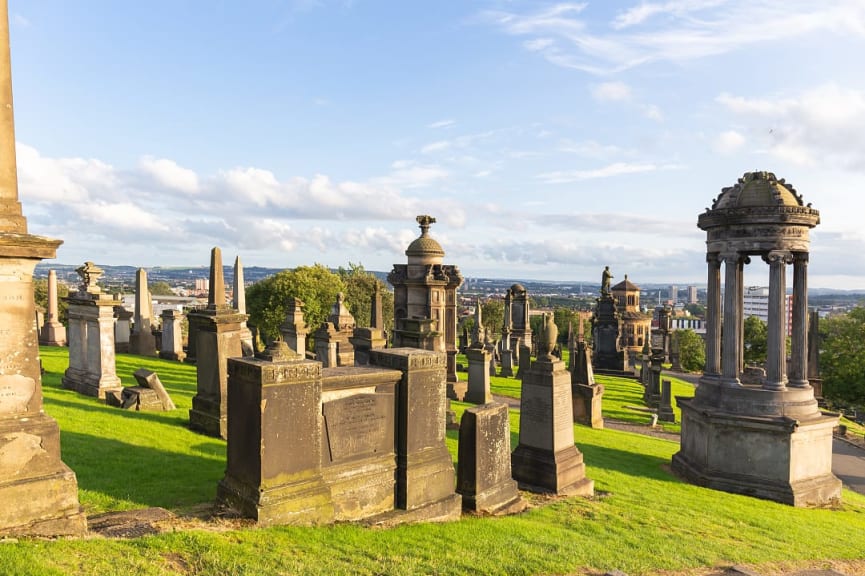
[510,283,526,293]
[405,214,445,264]
[712,171,804,210]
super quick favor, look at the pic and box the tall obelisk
[0,0,86,536]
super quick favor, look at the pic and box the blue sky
[8,1,865,289]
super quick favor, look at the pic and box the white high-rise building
[742,286,793,335]
[687,285,698,304]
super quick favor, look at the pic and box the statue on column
[601,266,613,296]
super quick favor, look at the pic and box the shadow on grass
[62,430,224,510]
[45,396,192,427]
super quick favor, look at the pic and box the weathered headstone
[508,284,532,351]
[658,379,675,422]
[349,285,387,365]
[457,402,526,515]
[465,344,492,404]
[314,293,356,367]
[592,269,627,372]
[38,269,66,346]
[113,305,132,353]
[279,297,309,357]
[188,247,247,439]
[516,343,531,379]
[512,314,594,496]
[62,262,124,400]
[159,309,186,362]
[129,268,156,356]
[571,324,604,429]
[233,255,255,356]
[0,3,86,534]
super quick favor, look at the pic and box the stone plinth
[511,356,594,496]
[457,402,526,515]
[39,269,66,346]
[279,298,308,358]
[369,348,462,521]
[349,326,386,365]
[159,309,186,362]
[516,344,531,379]
[592,294,626,371]
[217,346,334,526]
[62,289,123,400]
[673,382,841,506]
[113,306,132,353]
[658,379,675,423]
[571,339,603,428]
[465,346,492,404]
[188,306,246,439]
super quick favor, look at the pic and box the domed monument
[388,215,464,390]
[672,171,840,506]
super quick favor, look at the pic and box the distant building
[741,286,793,336]
[195,278,209,292]
[671,317,706,335]
[611,275,652,353]
[687,285,698,304]
[669,284,678,304]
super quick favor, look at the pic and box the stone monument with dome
[672,171,841,507]
[388,215,464,396]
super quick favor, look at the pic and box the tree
[743,315,767,365]
[33,278,70,325]
[684,303,706,318]
[674,329,705,372]
[820,307,865,404]
[246,264,346,342]
[338,263,394,331]
[149,281,174,296]
[481,299,504,339]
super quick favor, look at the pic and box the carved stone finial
[76,261,103,294]
[416,214,436,236]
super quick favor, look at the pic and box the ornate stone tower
[0,0,85,535]
[388,215,463,387]
[672,171,840,506]
[610,275,651,357]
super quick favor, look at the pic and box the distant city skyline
[9,1,865,289]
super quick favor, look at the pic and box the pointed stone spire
[208,247,225,309]
[0,0,25,234]
[134,268,152,332]
[233,255,246,314]
[371,283,383,330]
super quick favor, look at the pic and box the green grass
[0,347,863,576]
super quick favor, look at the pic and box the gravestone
[233,255,255,356]
[38,269,66,346]
[457,402,526,515]
[465,344,492,404]
[107,369,175,412]
[0,4,86,534]
[279,298,309,357]
[508,284,532,351]
[571,323,604,429]
[658,379,675,422]
[350,285,387,365]
[62,262,123,400]
[516,343,531,378]
[188,247,246,439]
[114,305,132,353]
[129,268,156,356]
[314,293,355,367]
[512,314,594,496]
[159,309,186,362]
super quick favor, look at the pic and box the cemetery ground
[1,349,863,576]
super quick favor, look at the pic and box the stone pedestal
[217,346,333,526]
[572,383,604,429]
[465,346,492,404]
[188,307,246,439]
[279,297,308,357]
[658,379,675,423]
[457,402,526,515]
[511,356,594,496]
[39,269,66,346]
[113,306,131,353]
[349,327,387,365]
[370,348,462,522]
[159,309,186,362]
[673,382,841,506]
[516,344,531,379]
[499,346,514,378]
[62,287,123,400]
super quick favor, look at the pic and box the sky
[7,1,865,289]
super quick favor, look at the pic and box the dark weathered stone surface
[512,356,594,496]
[457,402,526,515]
[465,346,492,404]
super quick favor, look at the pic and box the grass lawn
[0,347,862,576]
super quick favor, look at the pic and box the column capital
[763,250,794,265]
[793,252,810,264]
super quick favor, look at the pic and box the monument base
[61,372,122,400]
[511,444,594,496]
[367,493,463,527]
[0,414,87,537]
[672,396,841,507]
[189,396,227,439]
[572,383,604,429]
[323,453,396,521]
[217,472,334,527]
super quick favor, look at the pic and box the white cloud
[483,2,865,74]
[421,140,451,154]
[714,130,746,155]
[427,119,455,129]
[642,104,663,122]
[717,83,865,170]
[537,161,665,183]
[140,156,199,194]
[591,81,631,102]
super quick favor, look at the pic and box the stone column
[721,253,741,386]
[130,268,156,356]
[737,256,746,373]
[789,253,809,388]
[280,298,308,357]
[39,269,67,346]
[233,255,254,356]
[764,251,791,391]
[159,309,186,362]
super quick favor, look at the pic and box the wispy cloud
[591,81,631,102]
[427,119,456,129]
[537,161,677,183]
[482,2,865,74]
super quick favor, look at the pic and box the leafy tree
[684,303,706,318]
[674,329,705,372]
[33,277,70,326]
[743,315,767,365]
[149,281,175,296]
[820,307,865,404]
[481,299,504,339]
[337,263,394,331]
[246,264,346,342]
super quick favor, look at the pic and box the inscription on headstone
[0,375,34,414]
[323,393,393,462]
